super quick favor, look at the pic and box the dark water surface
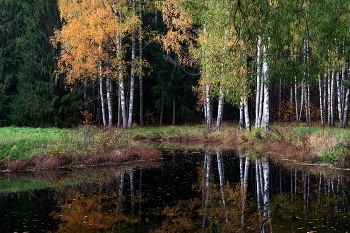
[1,149,350,232]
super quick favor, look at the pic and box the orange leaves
[155,0,197,67]
[53,0,144,86]
[53,0,116,84]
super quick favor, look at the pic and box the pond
[1,149,350,232]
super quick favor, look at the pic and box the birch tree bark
[127,0,137,129]
[106,75,113,127]
[99,64,106,128]
[256,159,261,210]
[239,97,244,130]
[113,4,127,129]
[216,86,224,131]
[295,77,299,122]
[262,43,270,131]
[255,37,263,128]
[205,83,212,133]
[216,150,227,222]
[336,69,343,127]
[262,158,270,233]
[319,74,325,126]
[202,149,212,229]
[328,70,335,127]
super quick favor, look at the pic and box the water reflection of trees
[269,167,350,232]
[156,150,269,233]
[49,149,350,232]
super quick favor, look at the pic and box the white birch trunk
[262,43,269,131]
[330,70,335,127]
[323,74,327,126]
[117,88,121,128]
[106,76,113,127]
[216,85,224,130]
[99,73,106,128]
[205,83,212,133]
[239,97,244,130]
[244,99,250,130]
[319,75,324,126]
[344,88,349,128]
[299,82,305,121]
[328,71,331,126]
[113,4,127,129]
[306,84,311,125]
[336,69,343,127]
[295,77,299,121]
[255,37,262,128]
[127,0,136,129]
[98,41,106,128]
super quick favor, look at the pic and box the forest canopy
[1,0,350,130]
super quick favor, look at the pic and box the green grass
[0,126,110,161]
[0,127,72,160]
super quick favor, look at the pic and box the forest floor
[1,123,350,172]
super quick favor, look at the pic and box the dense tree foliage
[2,0,350,129]
[0,0,82,127]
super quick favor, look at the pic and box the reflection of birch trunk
[241,157,250,227]
[216,150,227,222]
[138,169,143,230]
[202,150,212,230]
[290,168,293,202]
[116,172,125,215]
[240,156,244,185]
[262,158,270,233]
[256,158,261,209]
[130,171,135,222]
[302,172,309,221]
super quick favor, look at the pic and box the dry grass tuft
[7,160,34,172]
[264,141,308,162]
[307,131,339,157]
[33,154,73,170]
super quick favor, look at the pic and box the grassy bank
[0,126,160,171]
[1,124,350,171]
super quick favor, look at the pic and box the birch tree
[53,0,115,127]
